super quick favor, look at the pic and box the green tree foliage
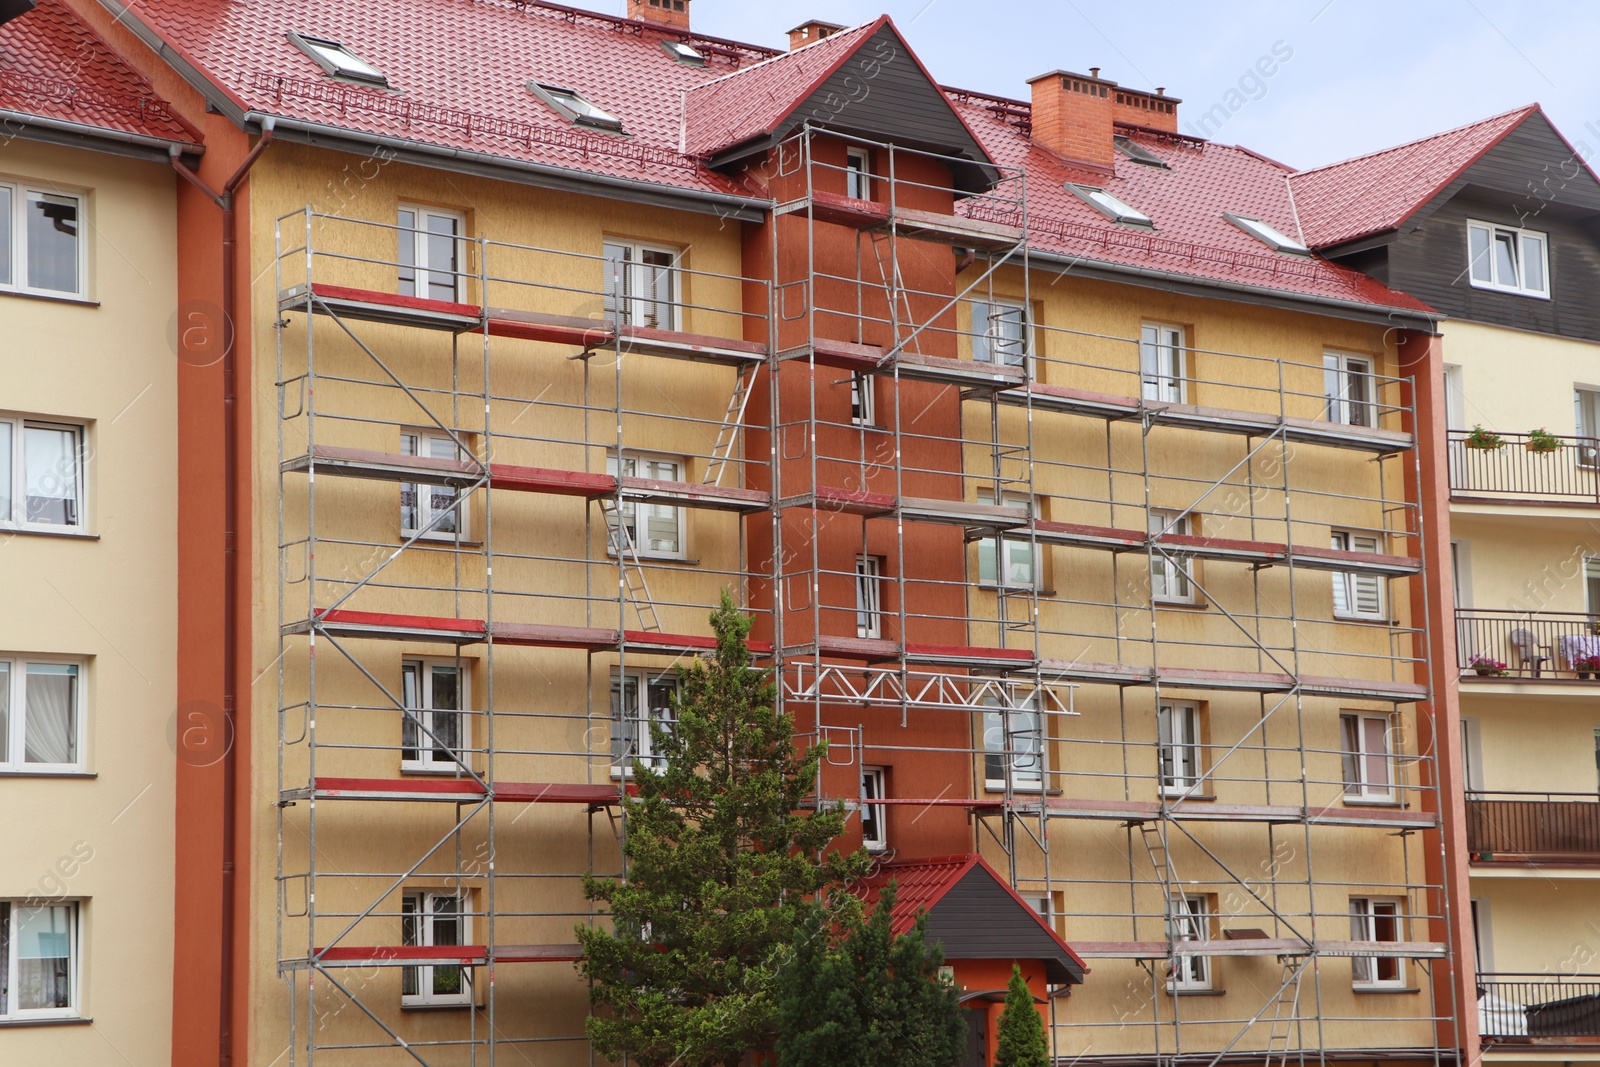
[577,592,867,1067]
[776,882,966,1067]
[994,963,1049,1067]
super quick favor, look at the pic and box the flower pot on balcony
[1476,667,1496,676]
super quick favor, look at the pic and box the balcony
[1456,609,1600,680]
[1466,792,1600,863]
[1448,430,1600,505]
[1480,974,1600,1041]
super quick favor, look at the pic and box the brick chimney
[628,0,690,30]
[1027,69,1117,171]
[787,19,846,50]
[1112,85,1180,133]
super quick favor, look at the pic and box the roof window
[1113,135,1168,168]
[662,40,706,65]
[1067,184,1153,227]
[1224,213,1310,255]
[528,82,623,131]
[288,33,387,86]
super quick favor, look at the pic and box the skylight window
[288,33,387,86]
[1113,135,1168,168]
[528,82,623,131]
[1225,213,1310,255]
[662,40,706,64]
[1067,184,1153,227]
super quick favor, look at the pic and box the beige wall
[0,139,178,1064]
[1443,319,1600,434]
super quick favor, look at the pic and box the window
[0,657,83,771]
[1331,531,1385,620]
[850,372,876,426]
[982,691,1043,792]
[529,82,622,130]
[1149,510,1194,605]
[1576,388,1600,468]
[969,300,1029,366]
[1350,897,1405,988]
[1157,702,1202,797]
[400,430,467,541]
[603,240,678,330]
[0,902,78,1018]
[1587,557,1600,620]
[1113,135,1168,168]
[611,671,678,774]
[1167,895,1212,991]
[1067,184,1153,227]
[846,147,873,200]
[1324,352,1375,428]
[976,489,1039,590]
[605,453,686,559]
[288,33,387,85]
[401,892,471,1007]
[397,206,465,303]
[402,660,468,773]
[855,555,884,639]
[1140,322,1186,403]
[860,766,887,851]
[1467,220,1549,298]
[0,184,84,298]
[1224,213,1310,255]
[0,418,85,530]
[662,39,705,64]
[1341,712,1395,803]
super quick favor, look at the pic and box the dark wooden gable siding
[921,865,1085,983]
[1379,111,1600,341]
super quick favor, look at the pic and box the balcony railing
[1480,974,1600,1039]
[1448,430,1600,503]
[1456,609,1600,678]
[1466,792,1600,860]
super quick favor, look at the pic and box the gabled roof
[1288,105,1540,249]
[0,0,198,149]
[858,854,1087,986]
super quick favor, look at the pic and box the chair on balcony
[1508,629,1550,678]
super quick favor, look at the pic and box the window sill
[1333,614,1392,626]
[400,767,476,777]
[1161,791,1215,802]
[0,526,98,541]
[1467,280,1550,301]
[978,585,1055,596]
[1165,988,1224,998]
[0,770,96,779]
[403,536,482,548]
[0,289,98,308]
[401,1001,480,1013]
[0,1015,90,1027]
[606,553,699,566]
[1341,797,1403,808]
[1353,985,1420,995]
[1153,598,1206,611]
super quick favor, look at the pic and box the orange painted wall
[951,958,1052,1065]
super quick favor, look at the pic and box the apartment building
[0,1,197,1063]
[58,0,1473,1064]
[1312,105,1600,1066]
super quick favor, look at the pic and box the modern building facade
[0,1,198,1063]
[1312,104,1600,1066]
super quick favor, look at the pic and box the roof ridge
[1293,103,1536,177]
[683,17,880,93]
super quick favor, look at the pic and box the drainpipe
[169,116,275,1067]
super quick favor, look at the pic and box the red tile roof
[0,0,198,145]
[98,0,1433,316]
[1289,105,1538,249]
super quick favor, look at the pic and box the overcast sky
[647,0,1600,172]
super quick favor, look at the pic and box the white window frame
[1350,896,1406,989]
[605,452,687,560]
[1157,701,1202,798]
[982,690,1044,793]
[1224,212,1310,255]
[401,659,470,774]
[1467,219,1550,299]
[855,555,884,639]
[397,205,466,303]
[850,372,876,427]
[846,146,873,200]
[1167,895,1213,991]
[970,299,1030,368]
[612,669,678,776]
[0,655,86,773]
[528,82,622,131]
[1067,184,1153,227]
[860,766,888,852]
[1576,387,1600,469]
[1341,712,1396,804]
[0,181,88,299]
[1140,322,1186,403]
[1331,530,1385,620]
[1149,509,1195,605]
[976,489,1040,590]
[1324,352,1377,428]
[0,416,87,532]
[603,240,679,330]
[287,32,387,86]
[400,429,469,542]
[401,891,472,1007]
[0,900,80,1020]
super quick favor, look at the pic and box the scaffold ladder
[1264,957,1307,1067]
[869,232,922,357]
[600,500,663,632]
[703,365,756,488]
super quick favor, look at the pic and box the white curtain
[24,664,75,764]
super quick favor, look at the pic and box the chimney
[1111,84,1181,133]
[787,19,846,50]
[628,0,690,31]
[1027,69,1117,171]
